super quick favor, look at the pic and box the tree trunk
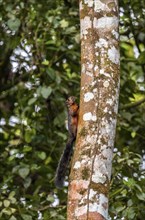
[67,0,120,220]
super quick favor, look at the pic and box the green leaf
[123,178,136,188]
[7,18,21,31]
[138,51,145,64]
[57,215,66,220]
[45,156,52,165]
[122,112,133,121]
[60,19,69,28]
[116,205,126,212]
[5,4,13,12]
[46,194,55,203]
[23,145,32,152]
[127,159,134,166]
[121,189,127,196]
[4,200,10,208]
[2,207,12,215]
[131,131,136,138]
[127,199,133,207]
[46,68,56,80]
[28,97,37,105]
[50,210,57,217]
[21,214,32,220]
[9,139,20,146]
[9,216,17,220]
[127,207,136,219]
[8,191,16,198]
[56,131,67,140]
[42,60,49,65]
[9,197,16,204]
[24,177,32,189]
[24,130,36,143]
[38,151,46,160]
[41,86,52,99]
[36,86,42,96]
[136,192,145,201]
[65,26,76,34]
[18,167,30,179]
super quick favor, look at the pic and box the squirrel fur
[55,96,79,188]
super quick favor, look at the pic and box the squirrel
[55,96,79,188]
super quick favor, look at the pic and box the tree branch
[120,97,145,110]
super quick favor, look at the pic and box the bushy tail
[55,136,75,188]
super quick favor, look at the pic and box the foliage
[109,0,145,219]
[0,0,144,219]
[0,0,80,219]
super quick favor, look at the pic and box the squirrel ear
[71,96,77,101]
[66,96,78,105]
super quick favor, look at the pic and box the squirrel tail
[55,136,75,188]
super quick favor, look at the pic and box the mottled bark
[67,0,120,220]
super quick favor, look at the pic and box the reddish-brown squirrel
[55,96,79,188]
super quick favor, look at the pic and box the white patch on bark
[94,1,106,12]
[94,0,111,12]
[108,46,120,64]
[93,16,118,29]
[100,72,111,78]
[99,117,117,155]
[101,118,115,136]
[104,107,108,113]
[100,69,111,78]
[83,112,97,121]
[75,205,87,217]
[92,170,107,183]
[89,189,96,199]
[112,29,119,40]
[101,148,112,161]
[93,88,97,93]
[81,157,92,167]
[103,81,110,87]
[100,69,104,74]
[81,155,89,160]
[74,161,81,169]
[92,115,97,121]
[94,65,99,71]
[80,16,92,38]
[86,134,97,145]
[86,71,93,77]
[101,144,107,150]
[106,98,113,105]
[84,0,93,7]
[84,92,94,102]
[80,194,88,205]
[95,51,99,56]
[95,38,108,48]
[82,64,85,73]
[91,81,96,86]
[92,155,109,182]
[88,63,93,70]
[88,194,108,219]
[114,101,119,114]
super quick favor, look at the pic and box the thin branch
[120,97,145,109]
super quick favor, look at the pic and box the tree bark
[67,0,120,220]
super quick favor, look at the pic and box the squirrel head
[66,96,77,106]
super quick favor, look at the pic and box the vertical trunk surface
[67,0,120,220]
